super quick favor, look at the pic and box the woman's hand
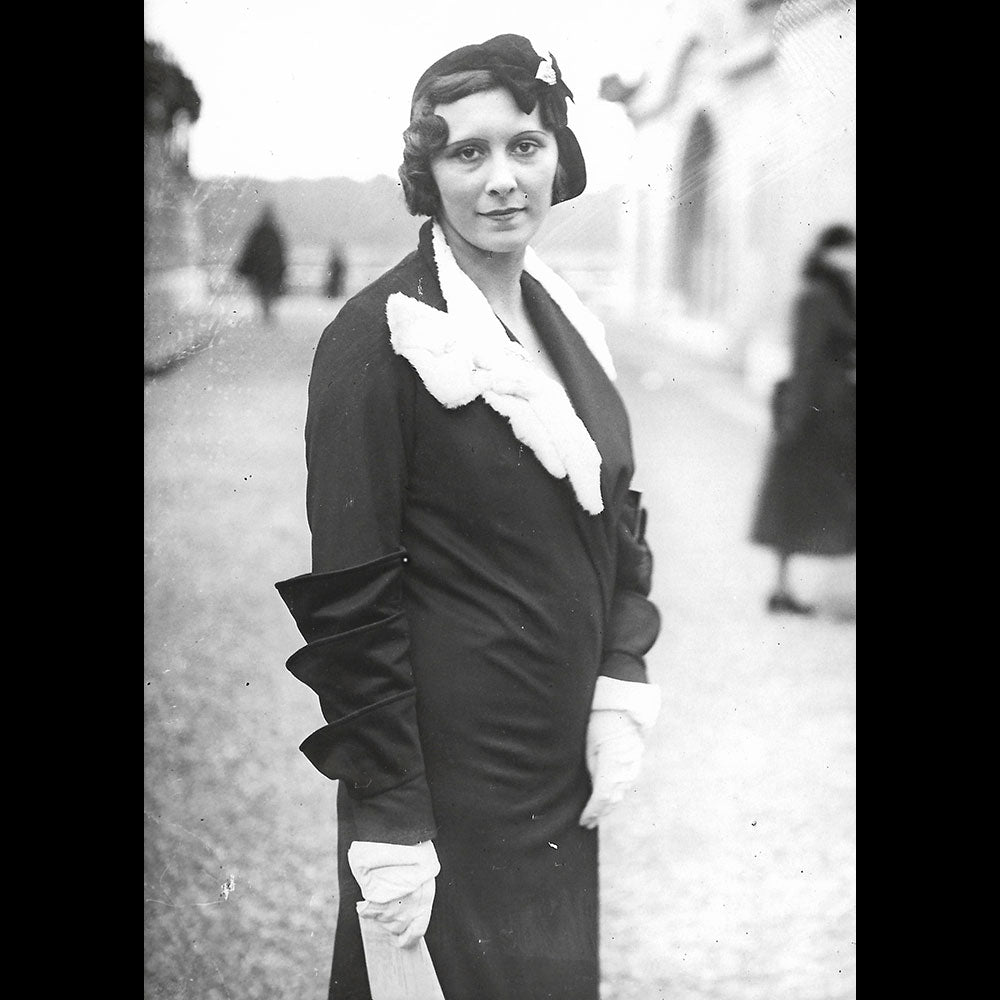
[356,878,436,948]
[579,676,661,829]
[579,709,645,829]
[348,840,440,948]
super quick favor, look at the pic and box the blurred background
[145,2,856,998]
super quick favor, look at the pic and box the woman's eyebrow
[442,129,549,149]
[441,136,485,151]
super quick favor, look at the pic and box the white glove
[348,840,440,949]
[579,677,661,830]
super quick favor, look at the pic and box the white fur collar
[386,222,615,515]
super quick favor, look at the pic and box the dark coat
[324,250,346,298]
[276,220,660,999]
[236,213,287,296]
[750,262,856,555]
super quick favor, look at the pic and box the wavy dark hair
[398,70,571,217]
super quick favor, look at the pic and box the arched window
[673,111,722,316]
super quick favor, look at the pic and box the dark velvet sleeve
[600,489,661,683]
[274,295,436,845]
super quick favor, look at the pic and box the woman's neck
[437,219,526,317]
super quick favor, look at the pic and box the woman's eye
[513,140,539,155]
[455,146,482,162]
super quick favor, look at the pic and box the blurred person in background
[276,33,662,1000]
[750,223,857,615]
[235,203,287,322]
[323,242,347,299]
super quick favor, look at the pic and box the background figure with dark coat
[750,224,856,615]
[236,203,287,322]
[323,242,347,299]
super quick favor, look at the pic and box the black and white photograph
[144,2,856,998]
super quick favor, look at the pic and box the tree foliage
[144,39,201,133]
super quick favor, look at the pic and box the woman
[750,224,857,614]
[276,34,662,999]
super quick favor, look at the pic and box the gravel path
[144,293,856,999]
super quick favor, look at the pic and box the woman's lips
[481,207,525,219]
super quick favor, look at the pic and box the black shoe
[767,593,815,615]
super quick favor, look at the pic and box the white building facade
[601,0,856,393]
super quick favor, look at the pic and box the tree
[144,39,201,133]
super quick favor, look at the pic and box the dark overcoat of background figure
[236,203,287,321]
[324,244,347,298]
[751,224,856,614]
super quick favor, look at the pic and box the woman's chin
[439,212,548,258]
[470,223,540,256]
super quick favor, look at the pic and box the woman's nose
[485,155,517,197]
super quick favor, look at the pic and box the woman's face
[430,87,559,256]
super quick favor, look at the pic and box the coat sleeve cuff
[299,690,427,798]
[344,775,437,845]
[275,547,406,641]
[590,675,662,736]
[602,589,661,680]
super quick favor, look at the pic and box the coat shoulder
[310,247,440,381]
[327,250,429,337]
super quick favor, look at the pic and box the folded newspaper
[358,910,446,1000]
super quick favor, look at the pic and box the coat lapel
[520,273,633,516]
[386,221,617,516]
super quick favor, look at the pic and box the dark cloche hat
[411,33,587,204]
[816,223,856,250]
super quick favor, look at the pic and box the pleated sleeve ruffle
[601,489,661,683]
[276,550,421,785]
